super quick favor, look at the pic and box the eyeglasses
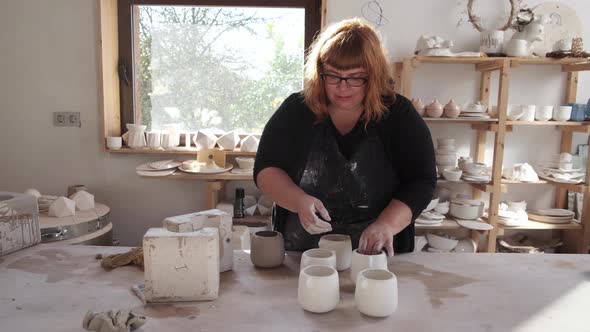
[320,73,368,87]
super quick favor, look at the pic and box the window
[117,0,322,134]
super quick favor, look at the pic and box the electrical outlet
[53,112,81,127]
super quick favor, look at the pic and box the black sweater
[254,92,436,250]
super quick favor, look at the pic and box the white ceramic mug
[106,136,122,150]
[161,133,175,149]
[319,234,353,271]
[355,268,398,317]
[520,105,536,121]
[297,265,339,313]
[553,106,572,122]
[350,249,388,282]
[536,106,553,121]
[146,132,161,148]
[300,248,337,270]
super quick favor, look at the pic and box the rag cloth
[100,247,144,269]
[82,310,146,332]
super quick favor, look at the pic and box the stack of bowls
[436,138,457,171]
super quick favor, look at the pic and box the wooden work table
[0,244,588,332]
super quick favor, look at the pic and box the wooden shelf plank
[108,146,256,156]
[412,56,584,66]
[499,219,582,230]
[139,170,253,181]
[415,219,460,230]
[511,57,585,66]
[424,118,497,124]
[413,56,498,65]
[506,121,590,126]
[562,62,590,72]
[501,179,587,192]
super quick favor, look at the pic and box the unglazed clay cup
[250,231,285,268]
[298,265,340,313]
[300,248,337,270]
[350,249,388,282]
[319,234,353,271]
[106,136,122,150]
[355,269,398,317]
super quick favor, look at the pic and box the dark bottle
[234,188,245,218]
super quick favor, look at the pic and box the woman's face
[322,64,367,112]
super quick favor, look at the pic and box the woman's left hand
[358,199,413,257]
[358,219,395,257]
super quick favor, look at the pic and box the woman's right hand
[295,193,332,234]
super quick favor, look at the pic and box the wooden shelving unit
[109,146,257,156]
[415,219,460,230]
[398,56,590,253]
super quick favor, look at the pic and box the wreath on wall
[467,0,527,32]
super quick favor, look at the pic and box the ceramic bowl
[507,105,524,121]
[442,168,462,182]
[449,200,484,220]
[452,238,477,253]
[434,201,450,215]
[426,233,458,251]
[235,157,255,170]
[553,106,572,122]
[464,162,487,175]
[536,106,553,121]
[424,198,439,212]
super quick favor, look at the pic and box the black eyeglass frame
[320,73,368,87]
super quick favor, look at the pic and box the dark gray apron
[281,119,399,251]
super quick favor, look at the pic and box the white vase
[480,30,504,54]
[350,249,388,282]
[300,248,337,270]
[126,124,146,149]
[318,234,352,271]
[297,265,339,313]
[355,269,398,317]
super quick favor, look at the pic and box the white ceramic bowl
[434,201,450,215]
[507,105,524,121]
[553,106,572,122]
[464,162,487,175]
[424,198,439,212]
[449,200,484,220]
[426,233,458,251]
[442,168,463,181]
[452,238,477,253]
[235,157,255,169]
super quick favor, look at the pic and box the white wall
[0,0,588,245]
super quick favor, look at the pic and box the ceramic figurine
[411,98,425,116]
[506,15,548,57]
[415,35,481,57]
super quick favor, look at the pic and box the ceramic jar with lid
[444,99,461,118]
[426,99,443,118]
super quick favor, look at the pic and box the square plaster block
[143,227,220,302]
[48,197,76,217]
[162,209,233,272]
[69,191,95,211]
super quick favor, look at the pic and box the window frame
[116,0,322,133]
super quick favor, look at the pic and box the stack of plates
[38,195,58,212]
[527,209,575,224]
[461,174,491,183]
[536,163,585,184]
[497,209,528,226]
[416,211,445,225]
[136,160,181,177]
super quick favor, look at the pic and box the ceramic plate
[136,169,175,177]
[454,218,493,231]
[420,211,445,220]
[230,168,254,175]
[538,173,584,184]
[149,160,182,170]
[179,163,234,174]
[135,162,174,171]
[533,209,574,217]
[527,212,573,224]
[415,217,444,225]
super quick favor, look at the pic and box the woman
[253,18,436,256]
